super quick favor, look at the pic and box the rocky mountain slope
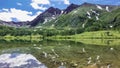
[0,2,119,29]
[40,2,120,30]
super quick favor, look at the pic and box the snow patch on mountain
[51,24,55,27]
[90,9,96,13]
[73,11,77,14]
[106,6,110,12]
[43,19,48,24]
[96,5,103,10]
[52,17,56,19]
[61,11,64,14]
[96,16,99,20]
[87,15,91,19]
[82,23,85,28]
[54,20,58,23]
[87,11,90,16]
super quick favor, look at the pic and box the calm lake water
[0,39,120,68]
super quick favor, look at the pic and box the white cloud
[32,0,50,4]
[51,0,70,5]
[36,11,42,15]
[30,0,50,10]
[30,3,47,10]
[2,8,9,12]
[17,3,22,6]
[64,0,70,5]
[0,8,41,21]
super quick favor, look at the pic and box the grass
[0,30,120,45]
[48,30,120,39]
[72,30,120,39]
[47,30,120,45]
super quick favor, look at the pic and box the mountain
[29,7,61,26]
[0,3,80,27]
[40,2,120,30]
[63,3,80,14]
[29,4,80,27]
[0,2,119,29]
[0,20,30,27]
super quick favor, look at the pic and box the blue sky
[0,0,120,22]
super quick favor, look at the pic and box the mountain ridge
[0,2,119,27]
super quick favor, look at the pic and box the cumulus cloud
[50,0,70,5]
[2,8,9,12]
[64,0,70,5]
[0,8,41,21]
[30,3,47,10]
[17,3,22,6]
[30,0,50,10]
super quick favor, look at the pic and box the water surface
[0,39,120,68]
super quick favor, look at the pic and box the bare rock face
[29,7,61,26]
[63,3,80,14]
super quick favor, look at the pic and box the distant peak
[81,2,95,6]
[63,3,79,14]
[66,3,79,9]
[47,7,60,10]
[47,7,56,10]
[68,3,79,7]
[82,2,91,4]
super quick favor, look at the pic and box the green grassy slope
[41,5,120,31]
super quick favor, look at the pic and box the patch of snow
[87,15,91,19]
[90,9,95,13]
[73,11,77,13]
[51,24,55,27]
[54,20,58,23]
[52,17,56,19]
[92,10,96,14]
[110,25,113,28]
[90,9,93,11]
[96,13,100,16]
[87,11,90,16]
[96,5,103,10]
[95,16,99,20]
[61,11,64,14]
[90,9,100,16]
[106,6,110,12]
[43,19,48,24]
[82,23,85,28]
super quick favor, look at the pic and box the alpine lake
[0,39,120,68]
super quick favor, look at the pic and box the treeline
[0,25,119,37]
[0,25,84,36]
